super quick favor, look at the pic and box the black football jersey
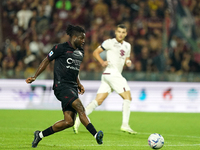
[47,42,84,89]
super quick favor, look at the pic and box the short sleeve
[47,44,63,61]
[127,43,131,57]
[101,39,111,51]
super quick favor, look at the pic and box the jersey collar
[67,41,84,52]
[67,41,73,48]
[114,38,123,44]
[67,41,77,51]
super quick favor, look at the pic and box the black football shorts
[54,87,79,113]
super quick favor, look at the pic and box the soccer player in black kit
[26,24,103,148]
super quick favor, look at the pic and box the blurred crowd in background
[1,0,200,80]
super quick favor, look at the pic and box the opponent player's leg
[119,91,137,134]
[72,98,103,144]
[108,74,137,134]
[32,111,76,148]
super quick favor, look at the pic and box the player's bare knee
[68,121,74,127]
[121,92,132,100]
[64,120,74,128]
[123,98,132,101]
[63,117,74,128]
[95,99,103,105]
[97,101,102,105]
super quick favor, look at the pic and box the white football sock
[39,132,44,138]
[94,133,97,138]
[74,100,98,129]
[122,99,131,126]
[86,99,98,115]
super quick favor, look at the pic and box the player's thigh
[72,98,85,113]
[97,78,112,96]
[107,75,130,94]
[96,78,111,104]
[63,110,76,123]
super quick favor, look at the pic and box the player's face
[115,27,127,43]
[74,33,85,48]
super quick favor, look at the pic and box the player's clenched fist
[78,84,85,95]
[126,60,132,67]
[26,77,36,83]
[101,61,109,67]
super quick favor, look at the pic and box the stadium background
[0,0,200,112]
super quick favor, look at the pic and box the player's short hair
[66,24,85,37]
[117,24,126,29]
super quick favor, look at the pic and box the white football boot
[120,125,137,134]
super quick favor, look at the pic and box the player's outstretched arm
[93,47,108,67]
[26,56,50,84]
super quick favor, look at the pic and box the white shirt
[101,38,131,74]
[29,41,44,55]
[17,10,33,30]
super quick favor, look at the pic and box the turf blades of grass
[0,110,199,150]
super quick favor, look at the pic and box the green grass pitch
[0,110,200,150]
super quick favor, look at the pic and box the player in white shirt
[73,24,137,134]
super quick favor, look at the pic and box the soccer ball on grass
[148,133,164,149]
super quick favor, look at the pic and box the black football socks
[86,123,97,136]
[42,126,55,137]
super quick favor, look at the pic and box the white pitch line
[165,144,200,147]
[43,143,200,147]
[139,132,200,139]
